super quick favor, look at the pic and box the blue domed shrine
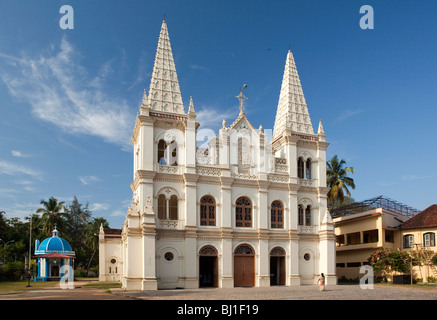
[34,228,75,281]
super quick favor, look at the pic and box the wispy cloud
[0,37,135,151]
[90,202,109,212]
[190,64,207,71]
[338,109,364,121]
[79,175,101,185]
[0,160,43,180]
[11,150,30,158]
[402,174,432,181]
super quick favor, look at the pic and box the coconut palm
[326,155,356,207]
[36,196,66,236]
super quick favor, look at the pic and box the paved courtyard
[112,283,437,300]
[2,280,436,300]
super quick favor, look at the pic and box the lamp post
[0,239,15,264]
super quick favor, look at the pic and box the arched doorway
[199,246,218,288]
[233,244,255,287]
[270,247,286,286]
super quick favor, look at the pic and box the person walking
[317,273,325,291]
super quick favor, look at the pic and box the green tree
[326,155,356,207]
[64,196,92,249]
[85,217,109,274]
[36,196,66,236]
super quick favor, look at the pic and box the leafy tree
[36,197,66,236]
[64,196,92,250]
[389,250,411,274]
[326,155,356,207]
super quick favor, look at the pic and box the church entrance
[199,246,218,288]
[270,247,286,286]
[233,244,255,287]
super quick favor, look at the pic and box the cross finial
[163,13,166,21]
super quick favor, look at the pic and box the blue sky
[0,1,436,228]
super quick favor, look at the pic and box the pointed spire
[187,96,196,120]
[317,120,325,135]
[146,18,184,114]
[273,49,314,139]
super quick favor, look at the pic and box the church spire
[146,18,184,114]
[273,49,314,139]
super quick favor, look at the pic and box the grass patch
[0,280,59,295]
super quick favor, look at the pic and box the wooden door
[234,244,255,287]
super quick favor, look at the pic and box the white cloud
[190,64,207,71]
[402,175,432,181]
[79,175,101,185]
[0,160,43,180]
[11,150,30,158]
[0,37,135,151]
[90,202,109,212]
[196,105,238,131]
[338,109,364,121]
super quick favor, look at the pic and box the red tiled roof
[400,204,437,230]
[34,252,75,259]
[104,228,122,235]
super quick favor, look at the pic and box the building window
[298,205,304,226]
[305,205,311,226]
[424,232,435,247]
[238,137,250,174]
[297,157,304,179]
[164,252,174,262]
[200,196,216,226]
[236,197,252,228]
[403,234,414,248]
[158,194,166,219]
[158,191,178,220]
[169,195,178,220]
[306,158,311,179]
[271,201,283,229]
[157,139,178,166]
[158,139,166,164]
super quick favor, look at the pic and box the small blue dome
[35,228,74,255]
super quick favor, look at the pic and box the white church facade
[99,18,336,290]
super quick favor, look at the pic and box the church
[99,18,336,290]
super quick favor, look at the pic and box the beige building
[399,204,437,282]
[332,196,418,280]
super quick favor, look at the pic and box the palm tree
[36,197,66,236]
[326,155,356,207]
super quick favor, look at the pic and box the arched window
[306,158,311,180]
[271,201,284,229]
[238,137,250,174]
[297,157,304,179]
[305,205,311,226]
[403,234,414,248]
[236,197,252,228]
[298,205,304,226]
[158,194,166,219]
[169,195,178,220]
[200,196,216,226]
[158,140,166,165]
[158,190,178,220]
[424,232,435,247]
[157,139,178,166]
